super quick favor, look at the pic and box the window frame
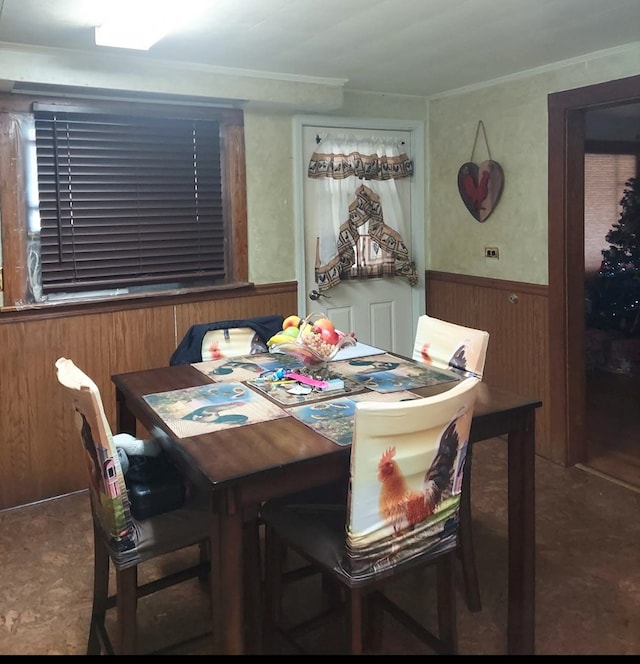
[0,91,248,312]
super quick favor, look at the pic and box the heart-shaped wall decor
[457,160,504,222]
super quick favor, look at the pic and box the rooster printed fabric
[412,315,490,380]
[345,384,477,580]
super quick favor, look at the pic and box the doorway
[293,116,425,357]
[548,74,640,486]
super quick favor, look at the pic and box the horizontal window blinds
[34,106,225,292]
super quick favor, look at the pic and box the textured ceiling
[0,0,638,97]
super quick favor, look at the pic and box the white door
[293,117,425,357]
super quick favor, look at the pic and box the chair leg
[347,588,364,655]
[115,566,138,655]
[436,553,457,655]
[363,591,384,652]
[458,445,482,612]
[262,525,284,651]
[88,526,110,655]
[197,540,210,593]
[243,517,263,654]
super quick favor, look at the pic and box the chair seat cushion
[103,504,211,570]
[261,499,349,578]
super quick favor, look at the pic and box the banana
[267,333,298,346]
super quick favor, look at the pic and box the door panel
[299,122,421,357]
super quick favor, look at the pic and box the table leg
[506,410,536,655]
[115,387,136,435]
[219,489,245,654]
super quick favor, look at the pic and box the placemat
[246,374,366,406]
[331,353,458,393]
[193,352,304,383]
[143,382,288,438]
[287,390,419,446]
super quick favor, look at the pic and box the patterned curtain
[307,133,418,292]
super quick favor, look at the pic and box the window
[584,151,638,275]
[0,93,248,309]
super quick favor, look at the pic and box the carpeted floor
[1,436,639,655]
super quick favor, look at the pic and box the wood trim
[222,120,249,283]
[427,270,547,297]
[0,282,297,324]
[548,74,640,467]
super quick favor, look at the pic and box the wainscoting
[426,271,552,460]
[1,271,553,511]
[0,283,297,511]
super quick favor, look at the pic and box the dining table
[112,350,542,655]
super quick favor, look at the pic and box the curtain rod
[315,133,405,145]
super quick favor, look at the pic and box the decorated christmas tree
[591,176,640,336]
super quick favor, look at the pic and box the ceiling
[0,0,639,98]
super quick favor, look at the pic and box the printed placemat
[331,353,458,393]
[143,382,288,438]
[288,390,419,446]
[193,352,304,383]
[246,374,366,407]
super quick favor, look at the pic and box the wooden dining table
[112,355,541,655]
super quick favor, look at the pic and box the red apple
[320,327,339,345]
[313,317,335,333]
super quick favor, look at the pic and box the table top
[113,357,542,495]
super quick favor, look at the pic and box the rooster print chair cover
[412,314,489,380]
[345,376,479,580]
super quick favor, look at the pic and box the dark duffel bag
[125,454,186,521]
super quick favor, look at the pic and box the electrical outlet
[485,246,499,259]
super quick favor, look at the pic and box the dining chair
[55,357,213,655]
[412,314,490,613]
[260,376,480,654]
[169,314,285,365]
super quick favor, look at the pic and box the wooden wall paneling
[173,284,298,347]
[426,271,553,463]
[0,285,298,511]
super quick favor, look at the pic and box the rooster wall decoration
[457,121,504,222]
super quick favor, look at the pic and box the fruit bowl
[268,312,356,376]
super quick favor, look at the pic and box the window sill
[0,282,256,321]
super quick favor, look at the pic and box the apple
[320,327,339,345]
[313,317,335,333]
[282,326,299,338]
[282,314,301,329]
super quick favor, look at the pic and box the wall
[1,42,640,509]
[427,44,640,286]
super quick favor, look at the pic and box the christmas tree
[590,176,640,336]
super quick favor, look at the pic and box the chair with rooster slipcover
[260,377,480,654]
[169,314,284,365]
[412,314,490,612]
[55,357,212,655]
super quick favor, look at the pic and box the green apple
[282,326,299,339]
